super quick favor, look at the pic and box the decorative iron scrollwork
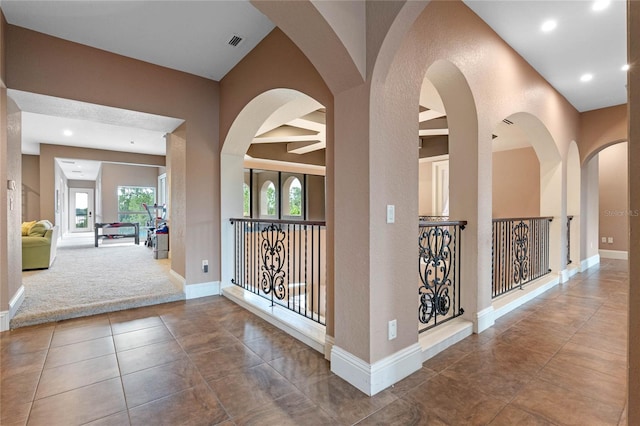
[260,223,287,300]
[513,220,529,285]
[418,226,453,325]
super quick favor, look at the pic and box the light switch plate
[387,205,395,224]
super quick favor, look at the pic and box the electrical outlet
[202,259,209,273]
[388,319,397,340]
[601,237,607,243]
[607,237,613,244]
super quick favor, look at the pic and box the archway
[490,112,564,300]
[221,88,323,283]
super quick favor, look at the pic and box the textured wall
[21,154,40,221]
[598,142,628,251]
[492,148,541,218]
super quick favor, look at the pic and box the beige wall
[306,174,325,221]
[6,25,218,286]
[21,154,39,221]
[100,163,159,223]
[166,125,186,279]
[580,104,627,164]
[492,147,540,218]
[598,142,628,252]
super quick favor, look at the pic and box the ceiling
[464,0,627,113]
[0,0,628,176]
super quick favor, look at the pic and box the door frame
[69,188,95,232]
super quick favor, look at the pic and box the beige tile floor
[1,260,629,425]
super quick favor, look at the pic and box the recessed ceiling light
[580,73,594,82]
[130,141,135,144]
[592,0,611,11]
[541,19,557,33]
[63,129,73,137]
[622,64,630,71]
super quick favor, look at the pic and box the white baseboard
[493,274,559,321]
[169,269,186,288]
[222,285,325,354]
[1,285,25,332]
[566,264,580,279]
[331,343,422,396]
[420,318,473,362]
[324,334,334,361]
[559,269,570,283]
[184,281,220,299]
[599,249,628,260]
[581,254,600,272]
[475,306,495,333]
[0,311,8,332]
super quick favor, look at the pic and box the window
[118,186,156,236]
[283,176,302,217]
[243,183,250,217]
[260,180,277,217]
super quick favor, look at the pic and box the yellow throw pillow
[28,220,52,237]
[21,221,37,236]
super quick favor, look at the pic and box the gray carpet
[11,239,185,328]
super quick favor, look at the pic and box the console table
[94,222,140,247]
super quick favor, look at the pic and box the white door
[69,188,94,232]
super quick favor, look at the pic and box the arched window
[243,183,250,217]
[283,176,303,218]
[260,180,277,217]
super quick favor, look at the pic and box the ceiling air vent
[502,118,514,125]
[61,160,76,164]
[228,35,243,47]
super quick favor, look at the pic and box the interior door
[69,188,94,232]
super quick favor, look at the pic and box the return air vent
[228,35,243,47]
[502,118,514,125]
[72,170,82,173]
[61,160,76,164]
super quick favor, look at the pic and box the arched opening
[282,176,303,218]
[581,139,628,268]
[594,142,629,260]
[490,112,563,299]
[259,180,277,218]
[220,88,328,347]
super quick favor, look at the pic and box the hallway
[0,260,628,425]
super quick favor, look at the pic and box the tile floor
[1,260,628,425]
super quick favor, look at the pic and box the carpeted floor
[11,234,184,328]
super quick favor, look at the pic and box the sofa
[22,220,59,270]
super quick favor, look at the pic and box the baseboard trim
[581,254,600,272]
[324,334,334,361]
[566,264,580,279]
[2,285,27,331]
[420,318,473,362]
[559,269,570,283]
[169,269,186,288]
[10,285,25,319]
[599,249,628,260]
[222,285,325,354]
[184,281,220,299]
[493,274,559,321]
[0,311,8,332]
[331,343,422,396]
[475,306,495,333]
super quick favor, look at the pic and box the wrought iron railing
[567,215,574,265]
[418,220,467,333]
[492,217,553,298]
[230,218,326,325]
[419,215,450,222]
